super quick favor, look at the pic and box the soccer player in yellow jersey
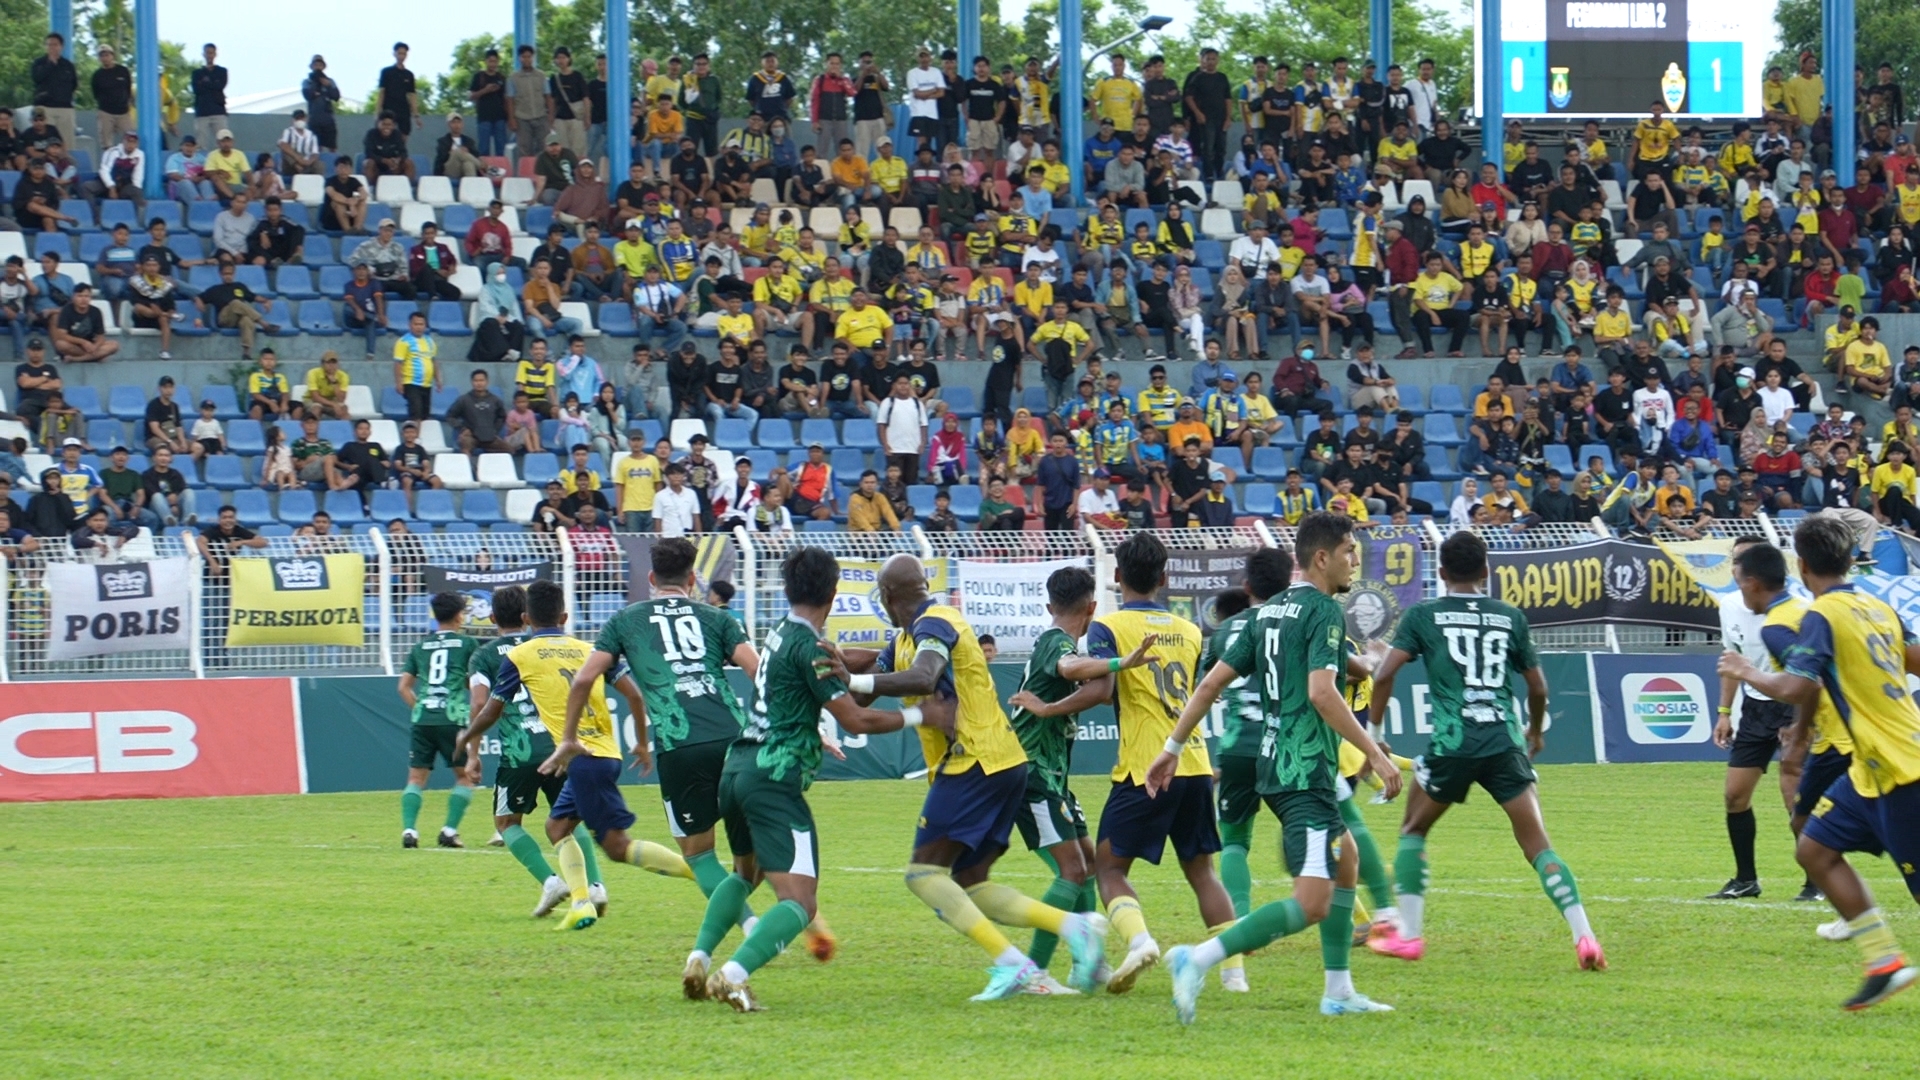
[1719,516,1920,1010]
[829,554,1109,999]
[1077,533,1237,994]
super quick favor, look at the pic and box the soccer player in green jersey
[1366,529,1605,972]
[689,547,930,1012]
[564,538,777,946]
[1154,511,1402,1024]
[459,585,609,918]
[397,593,481,849]
[1004,565,1152,994]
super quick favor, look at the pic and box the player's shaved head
[1244,547,1294,602]
[1732,541,1787,592]
[1438,530,1490,585]
[1792,515,1855,579]
[877,553,930,625]
[490,585,526,630]
[650,536,698,586]
[526,580,566,628]
[782,546,841,609]
[429,591,466,624]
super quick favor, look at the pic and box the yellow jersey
[305,365,349,401]
[1089,602,1210,783]
[1758,595,1853,757]
[836,306,890,348]
[1848,339,1891,379]
[514,359,557,400]
[499,630,619,759]
[1782,584,1920,794]
[1339,637,1373,777]
[1898,183,1920,226]
[881,602,1026,777]
[1136,386,1181,428]
[1092,76,1140,126]
[614,451,661,512]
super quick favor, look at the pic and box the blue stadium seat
[201,454,248,489]
[166,233,202,265]
[317,265,353,298]
[304,234,338,265]
[64,385,106,418]
[428,300,471,336]
[597,303,636,336]
[384,305,415,333]
[144,201,183,232]
[1423,413,1462,445]
[297,299,342,335]
[32,232,72,260]
[1019,386,1050,413]
[415,489,459,523]
[1543,444,1575,474]
[260,300,298,336]
[522,453,561,487]
[523,205,554,235]
[378,387,409,419]
[829,448,867,479]
[441,205,477,234]
[1427,385,1467,413]
[87,418,124,448]
[319,420,353,445]
[369,489,411,522]
[275,266,318,299]
[442,521,482,534]
[1411,480,1447,508]
[1394,384,1426,413]
[197,385,241,420]
[740,449,780,476]
[630,419,664,445]
[225,419,266,455]
[714,418,755,448]
[1424,443,1461,481]
[1124,209,1158,236]
[943,386,978,418]
[78,231,115,262]
[798,418,836,447]
[1249,446,1290,480]
[841,418,879,449]
[186,200,223,235]
[802,519,839,531]
[276,488,317,523]
[948,485,982,519]
[461,488,504,523]
[488,522,526,535]
[323,490,366,521]
[255,523,295,538]
[1241,482,1278,516]
[755,419,796,449]
[907,484,939,516]
[231,489,273,526]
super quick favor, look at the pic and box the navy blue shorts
[915,763,1027,873]
[1096,775,1221,865]
[550,754,637,841]
[1803,773,1920,894]
[1794,747,1852,818]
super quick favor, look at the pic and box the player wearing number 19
[1366,529,1605,972]
[1157,512,1402,1025]
[396,593,481,849]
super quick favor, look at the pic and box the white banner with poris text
[45,558,193,661]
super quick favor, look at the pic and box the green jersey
[595,596,750,753]
[403,629,478,726]
[1391,594,1539,758]
[742,615,846,787]
[1220,582,1346,794]
[1011,627,1080,793]
[471,632,553,767]
[1202,609,1263,759]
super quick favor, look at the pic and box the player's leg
[1336,776,1398,936]
[1168,776,1241,990]
[686,762,775,1001]
[1095,777,1184,993]
[439,730,476,846]
[1368,760,1453,959]
[1796,777,1918,1009]
[1713,763,1766,897]
[1016,788,1092,985]
[1215,755,1260,919]
[661,741,764,935]
[1494,755,1603,970]
[401,763,430,846]
[1797,750,1853,931]
[542,808,597,930]
[493,767,570,916]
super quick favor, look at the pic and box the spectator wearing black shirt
[1714,371,1761,440]
[13,341,60,432]
[1142,57,1181,137]
[1416,120,1470,177]
[1299,412,1343,481]
[90,45,134,150]
[1182,49,1232,181]
[144,375,192,458]
[1117,482,1159,529]
[376,43,420,136]
[1323,443,1376,505]
[467,50,509,156]
[50,283,117,363]
[303,56,343,151]
[30,34,78,148]
[446,370,511,454]
[547,48,591,158]
[1509,142,1555,204]
[1591,368,1639,457]
[1545,165,1596,230]
[141,445,194,526]
[13,157,72,232]
[667,342,710,419]
[1699,469,1741,518]
[852,52,891,158]
[962,59,1007,158]
[333,420,389,504]
[247,198,306,268]
[362,113,413,182]
[391,423,440,490]
[190,44,229,151]
[1165,437,1213,527]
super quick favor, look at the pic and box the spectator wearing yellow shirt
[1844,317,1893,399]
[1013,263,1053,334]
[612,220,657,296]
[846,469,900,531]
[1375,120,1419,180]
[868,137,908,207]
[1409,252,1466,356]
[1092,55,1141,127]
[1871,441,1920,532]
[203,129,250,199]
[1027,302,1094,410]
[1631,105,1678,181]
[834,289,891,353]
[714,293,755,345]
[1591,288,1636,364]
[829,140,879,203]
[302,352,352,420]
[1781,52,1824,142]
[751,256,806,338]
[1167,398,1213,453]
[612,432,664,532]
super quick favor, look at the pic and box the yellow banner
[227,555,367,646]
[1653,536,1801,600]
[826,558,952,648]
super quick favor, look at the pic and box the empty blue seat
[714,418,755,447]
[197,385,242,420]
[798,418,837,446]
[186,201,224,235]
[323,490,366,521]
[166,233,202,264]
[841,418,879,449]
[907,484,939,516]
[597,303,636,336]
[829,447,867,478]
[630,419,664,445]
[369,489,411,522]
[304,234,338,265]
[1423,443,1461,481]
[1423,413,1462,445]
[802,519,838,531]
[378,387,408,418]
[317,265,353,298]
[79,231,116,262]
[1249,446,1290,480]
[943,386,978,418]
[260,299,297,335]
[442,521,482,534]
[32,232,71,260]
[275,266,318,299]
[948,485,982,519]
[740,449,780,476]
[384,305,415,333]
[95,199,138,233]
[1543,444,1575,474]
[144,202,183,232]
[755,419,796,449]
[415,489,459,523]
[231,489,274,526]
[318,420,353,445]
[360,203,394,233]
[441,204,478,234]
[202,454,249,489]
[523,205,554,235]
[225,419,266,455]
[522,453,561,487]
[1241,482,1278,516]
[87,418,124,447]
[1124,208,1158,236]
[297,299,342,334]
[429,300,471,336]
[1411,480,1447,507]
[64,385,105,418]
[276,488,317,523]
[1427,385,1467,413]
[461,488,504,523]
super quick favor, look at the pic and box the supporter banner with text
[614,534,737,603]
[0,679,302,802]
[421,563,554,630]
[1591,653,1724,764]
[1164,546,1256,634]
[825,558,951,648]
[227,554,367,646]
[44,558,193,661]
[1488,538,1718,629]
[956,557,1088,656]
[1344,528,1427,641]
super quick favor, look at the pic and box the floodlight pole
[1479,0,1503,176]
[607,0,631,181]
[515,0,537,59]
[1826,0,1854,175]
[1370,0,1392,72]
[51,0,73,58]
[1060,0,1086,206]
[136,0,163,199]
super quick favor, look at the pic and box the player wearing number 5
[1083,532,1239,995]
[1366,529,1605,973]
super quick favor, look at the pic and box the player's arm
[458,693,506,761]
[1010,673,1113,718]
[1778,698,1816,773]
[1308,667,1399,797]
[396,671,417,709]
[1520,665,1549,758]
[1716,650,1818,706]
[1055,632,1155,681]
[1367,646,1414,735]
[822,691,949,736]
[730,641,760,680]
[609,670,653,775]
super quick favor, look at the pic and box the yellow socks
[630,840,696,879]
[1208,920,1244,974]
[1107,895,1150,947]
[1849,909,1906,969]
[907,863,1017,961]
[965,881,1069,935]
[553,834,590,902]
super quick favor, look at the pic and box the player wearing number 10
[1367,530,1605,972]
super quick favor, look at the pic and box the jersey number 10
[652,613,708,661]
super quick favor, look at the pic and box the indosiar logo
[1622,673,1710,743]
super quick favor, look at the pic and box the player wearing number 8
[396,592,481,849]
[1366,530,1606,973]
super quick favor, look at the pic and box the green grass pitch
[2,763,1915,1079]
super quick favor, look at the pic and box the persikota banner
[227,554,366,646]
[615,533,737,602]
[1164,546,1256,633]
[45,558,193,661]
[956,557,1087,655]
[826,558,951,648]
[1488,538,1719,629]
[421,563,555,630]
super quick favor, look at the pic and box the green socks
[502,824,553,882]
[401,783,424,831]
[1028,876,1085,967]
[695,873,755,955]
[688,848,757,927]
[1394,834,1429,938]
[1532,848,1594,940]
[573,824,602,886]
[1219,818,1254,919]
[444,784,474,831]
[1217,897,1308,956]
[729,898,810,976]
[1319,887,1355,972]
[1076,879,1099,914]
[1338,797,1395,913]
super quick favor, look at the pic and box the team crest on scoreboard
[1549,67,1572,109]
